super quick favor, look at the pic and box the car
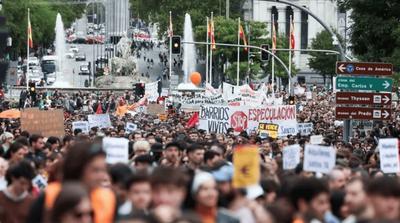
[79,64,90,75]
[75,53,86,61]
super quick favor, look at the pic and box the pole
[206,17,209,84]
[236,17,240,86]
[226,0,230,18]
[169,11,172,80]
[26,8,30,90]
[271,16,275,94]
[288,15,293,95]
[209,12,214,85]
[247,23,250,85]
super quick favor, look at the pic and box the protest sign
[125,122,137,133]
[72,121,89,133]
[303,144,336,174]
[258,123,279,139]
[32,174,47,190]
[21,109,64,137]
[88,114,112,129]
[310,135,324,145]
[306,92,312,100]
[378,138,400,173]
[283,144,301,170]
[147,104,164,115]
[145,81,159,102]
[233,145,260,188]
[198,105,246,134]
[297,123,314,136]
[103,137,129,164]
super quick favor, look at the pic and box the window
[271,6,278,33]
[285,6,293,38]
[301,8,309,51]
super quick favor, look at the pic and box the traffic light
[288,95,295,105]
[135,83,145,97]
[171,36,181,54]
[260,44,270,61]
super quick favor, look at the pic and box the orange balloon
[190,72,202,86]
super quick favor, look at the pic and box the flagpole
[169,11,172,80]
[271,16,275,95]
[236,17,240,86]
[206,17,209,84]
[209,12,214,85]
[288,15,292,95]
[26,8,30,90]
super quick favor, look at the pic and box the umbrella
[0,109,21,119]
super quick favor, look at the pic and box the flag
[185,112,199,128]
[290,16,295,49]
[168,13,173,37]
[239,24,248,51]
[28,13,33,48]
[210,18,216,50]
[272,20,277,53]
[96,103,103,114]
[207,18,211,37]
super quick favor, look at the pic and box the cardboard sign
[310,135,324,145]
[303,144,336,174]
[378,138,400,173]
[145,81,159,102]
[32,174,48,190]
[125,122,137,133]
[21,109,64,137]
[306,92,312,100]
[258,123,279,139]
[297,123,314,136]
[233,145,260,188]
[283,144,301,170]
[147,104,164,115]
[88,114,112,129]
[72,121,89,133]
[103,137,129,164]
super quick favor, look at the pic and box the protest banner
[303,144,336,174]
[88,114,112,129]
[21,109,64,137]
[297,123,314,136]
[233,145,260,188]
[145,81,159,102]
[198,105,246,134]
[378,138,400,173]
[147,104,164,115]
[258,123,279,139]
[103,137,129,164]
[310,135,324,145]
[283,144,301,170]
[125,122,138,133]
[72,121,90,133]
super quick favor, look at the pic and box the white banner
[125,122,137,133]
[72,121,90,133]
[145,81,159,102]
[378,138,400,173]
[303,144,336,174]
[310,135,324,145]
[283,144,301,170]
[297,123,314,136]
[103,137,129,164]
[88,114,112,129]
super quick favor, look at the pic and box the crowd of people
[0,86,399,223]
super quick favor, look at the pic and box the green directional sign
[336,76,392,92]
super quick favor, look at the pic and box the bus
[41,55,57,84]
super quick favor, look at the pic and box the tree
[308,30,338,85]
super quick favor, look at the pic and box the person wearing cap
[191,171,239,223]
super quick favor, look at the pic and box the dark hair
[367,176,400,197]
[134,154,154,164]
[51,182,91,223]
[5,160,36,185]
[186,143,204,154]
[62,142,106,182]
[165,141,184,151]
[29,134,43,145]
[47,136,60,145]
[14,136,29,147]
[20,131,30,138]
[289,177,329,210]
[204,150,220,163]
[108,163,133,185]
[4,142,25,159]
[330,190,346,220]
[125,172,150,190]
[62,135,74,145]
[150,166,188,189]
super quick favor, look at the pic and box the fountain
[182,13,197,83]
[55,13,65,72]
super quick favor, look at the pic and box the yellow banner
[258,123,279,139]
[233,145,260,188]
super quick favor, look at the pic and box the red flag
[239,24,248,51]
[96,103,103,114]
[272,19,277,53]
[186,112,199,128]
[210,18,216,50]
[290,16,295,49]
[28,12,33,48]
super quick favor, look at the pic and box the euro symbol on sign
[240,165,250,177]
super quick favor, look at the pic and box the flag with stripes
[28,13,33,48]
[239,23,248,51]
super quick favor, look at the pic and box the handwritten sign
[310,135,324,145]
[72,121,89,133]
[125,122,137,133]
[258,123,279,139]
[88,114,112,129]
[378,138,400,173]
[103,137,129,164]
[147,104,164,115]
[21,109,64,137]
[303,144,336,174]
[297,123,313,136]
[233,145,260,188]
[283,144,301,170]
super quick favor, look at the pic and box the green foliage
[2,0,84,54]
[308,30,338,82]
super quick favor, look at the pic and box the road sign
[336,107,391,120]
[336,76,392,92]
[336,62,393,76]
[336,92,391,105]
